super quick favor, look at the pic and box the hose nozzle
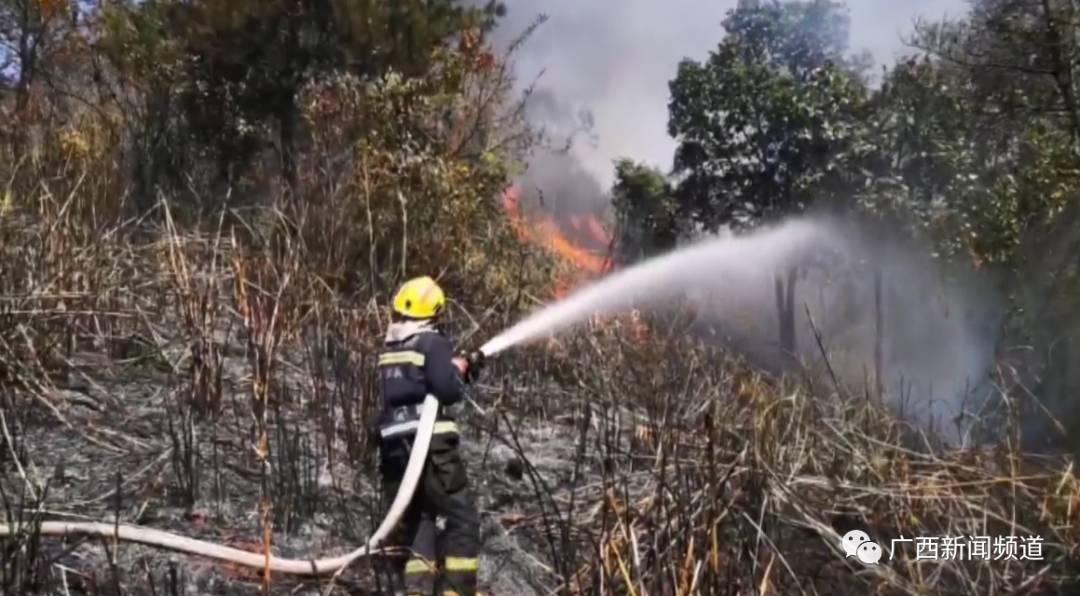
[463,349,485,382]
[467,349,486,368]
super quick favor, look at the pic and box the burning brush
[501,184,615,298]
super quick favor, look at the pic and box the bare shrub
[477,321,1080,595]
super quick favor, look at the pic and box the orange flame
[501,185,615,298]
[567,214,613,250]
[501,183,649,341]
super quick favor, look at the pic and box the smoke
[511,89,608,218]
[483,2,1006,443]
[681,214,1004,444]
[491,0,969,194]
[483,212,1003,444]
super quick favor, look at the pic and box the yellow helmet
[392,276,446,319]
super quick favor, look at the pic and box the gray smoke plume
[481,208,1003,445]
[680,214,1005,445]
[492,0,969,193]
[485,1,1008,443]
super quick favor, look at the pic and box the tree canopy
[665,0,871,232]
[93,0,505,192]
[611,0,1080,451]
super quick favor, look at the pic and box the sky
[490,0,971,195]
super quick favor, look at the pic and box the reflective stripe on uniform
[443,556,479,572]
[405,558,435,575]
[381,420,459,439]
[379,351,426,366]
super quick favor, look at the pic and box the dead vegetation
[1,158,1079,594]
[7,219,1080,596]
[0,9,1078,596]
[497,326,1080,595]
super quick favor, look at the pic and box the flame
[568,214,613,249]
[501,183,649,341]
[501,184,613,271]
[501,185,614,296]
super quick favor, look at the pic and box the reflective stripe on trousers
[441,556,479,595]
[404,557,436,576]
[380,433,480,596]
[381,419,459,439]
[444,557,478,572]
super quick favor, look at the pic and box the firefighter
[376,275,484,596]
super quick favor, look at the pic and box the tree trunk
[775,273,785,354]
[785,266,797,352]
[279,97,299,193]
[775,267,798,360]
[15,1,32,114]
[1040,0,1080,151]
[874,267,884,399]
[10,1,37,155]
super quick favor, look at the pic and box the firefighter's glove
[452,350,485,384]
[466,350,485,382]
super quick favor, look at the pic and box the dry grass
[473,324,1080,595]
[0,156,1077,596]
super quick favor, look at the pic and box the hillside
[3,1,1080,595]
[1,212,1078,594]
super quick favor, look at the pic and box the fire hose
[0,393,441,576]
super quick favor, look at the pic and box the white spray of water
[481,218,829,355]
[480,215,1001,443]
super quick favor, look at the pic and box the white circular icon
[856,541,882,565]
[841,529,870,557]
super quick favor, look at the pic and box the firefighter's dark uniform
[376,320,480,596]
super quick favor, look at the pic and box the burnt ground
[0,335,585,596]
[6,316,1080,595]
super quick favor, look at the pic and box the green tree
[0,0,89,157]
[610,158,681,262]
[0,0,78,111]
[719,0,867,82]
[665,0,872,356]
[905,0,1080,266]
[916,0,1080,150]
[909,0,1080,450]
[667,0,871,233]
[856,58,991,261]
[102,0,504,195]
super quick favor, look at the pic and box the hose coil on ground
[0,394,442,576]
